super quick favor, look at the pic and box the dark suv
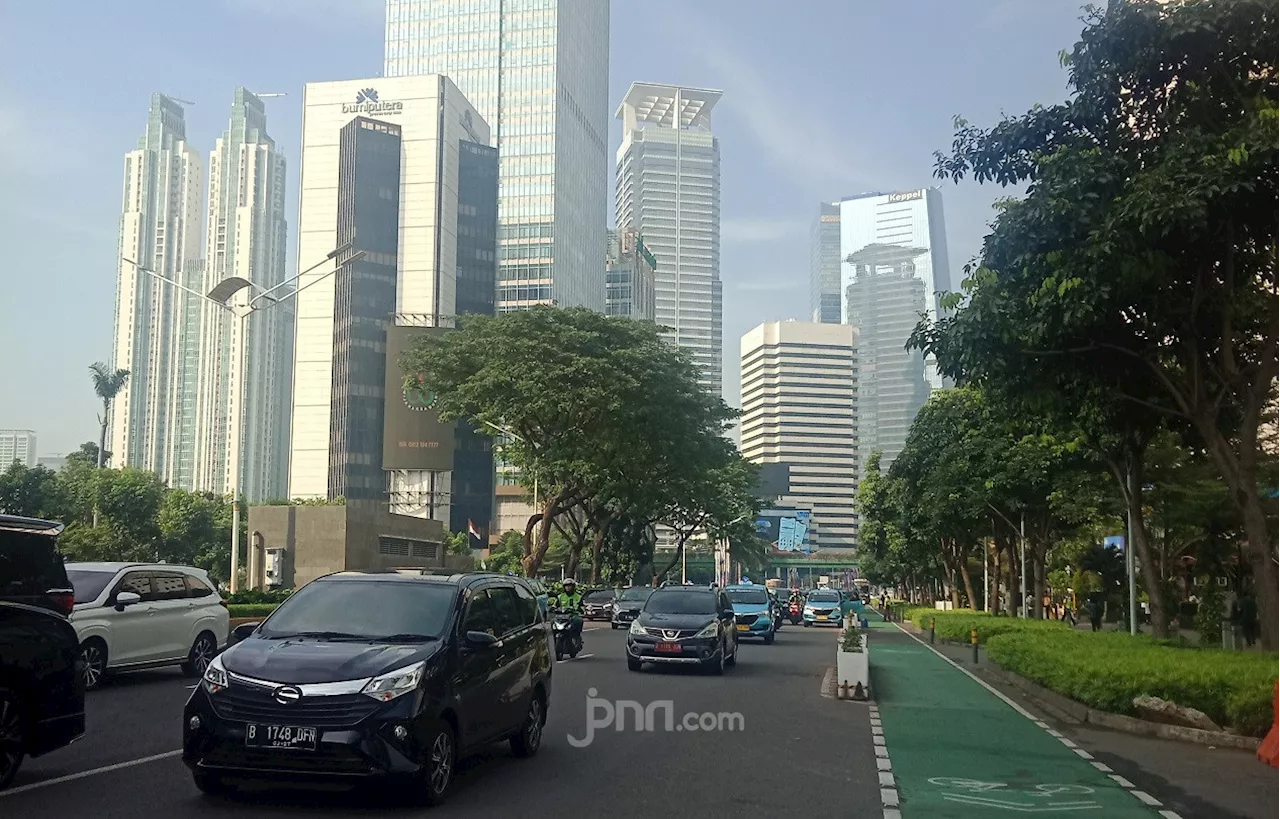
[625,585,738,674]
[0,515,86,789]
[183,571,552,804]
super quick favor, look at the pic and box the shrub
[906,607,1068,643]
[226,588,293,605]
[985,629,1278,737]
[228,603,278,619]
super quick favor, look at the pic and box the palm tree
[89,362,129,469]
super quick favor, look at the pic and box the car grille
[210,686,381,729]
[812,608,835,617]
[735,614,759,625]
[615,610,636,620]
[643,627,698,639]
[201,744,374,775]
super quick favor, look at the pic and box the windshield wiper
[371,633,438,643]
[277,630,365,640]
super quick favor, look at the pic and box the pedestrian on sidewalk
[1238,590,1259,648]
[1085,597,1103,632]
[1062,599,1077,627]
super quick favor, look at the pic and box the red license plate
[655,642,682,653]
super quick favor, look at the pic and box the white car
[65,562,229,690]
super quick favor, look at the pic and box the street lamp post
[122,243,360,592]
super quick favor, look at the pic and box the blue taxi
[725,583,776,644]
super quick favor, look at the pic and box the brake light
[50,590,75,617]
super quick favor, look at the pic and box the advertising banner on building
[382,325,456,471]
[754,508,811,553]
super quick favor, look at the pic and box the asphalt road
[4,622,881,818]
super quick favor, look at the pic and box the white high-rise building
[383,0,611,313]
[110,95,204,483]
[0,430,37,468]
[288,75,492,513]
[740,321,859,550]
[616,83,724,397]
[194,88,291,503]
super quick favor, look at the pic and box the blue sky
[0,0,1090,455]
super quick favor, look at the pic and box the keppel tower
[615,82,724,397]
[383,0,611,313]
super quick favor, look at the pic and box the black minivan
[0,515,86,790]
[183,571,552,804]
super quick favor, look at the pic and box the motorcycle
[551,609,583,661]
[787,600,803,625]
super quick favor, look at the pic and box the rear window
[808,592,841,603]
[67,570,117,603]
[727,588,769,605]
[645,590,717,615]
[259,579,458,640]
[583,590,615,603]
[0,530,68,596]
[618,587,652,602]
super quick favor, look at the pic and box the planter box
[836,632,869,698]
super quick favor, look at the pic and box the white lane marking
[872,726,884,736]
[881,787,899,807]
[1046,728,1064,737]
[877,757,892,771]
[1109,775,1135,789]
[0,750,182,797]
[556,653,595,664]
[1159,811,1185,819]
[875,745,889,758]
[888,620,1166,813]
[873,735,886,746]
[879,771,896,787]
[884,810,902,819]
[1072,748,1095,760]
[820,666,835,699]
[1090,761,1113,773]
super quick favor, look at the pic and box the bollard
[930,617,936,644]
[971,628,979,664]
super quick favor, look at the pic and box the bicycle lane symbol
[927,779,1101,813]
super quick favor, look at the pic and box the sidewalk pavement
[866,617,1201,818]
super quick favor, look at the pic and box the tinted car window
[116,572,155,602]
[67,570,117,603]
[152,572,190,601]
[807,591,840,603]
[259,580,457,639]
[0,531,67,596]
[512,581,539,623]
[645,590,717,615]
[618,587,652,602]
[463,588,499,636]
[583,590,615,603]
[185,574,214,598]
[727,588,769,605]
[487,585,525,635]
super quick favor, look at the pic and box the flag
[467,520,482,545]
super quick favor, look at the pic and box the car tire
[79,638,108,691]
[611,623,618,630]
[627,656,643,672]
[803,621,811,628]
[181,632,218,678]
[764,631,775,645]
[192,770,232,797]
[0,689,25,791]
[415,720,456,806]
[509,693,545,758]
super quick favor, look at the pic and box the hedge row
[985,629,1278,737]
[905,607,1070,643]
[228,603,278,619]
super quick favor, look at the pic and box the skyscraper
[0,430,37,468]
[110,94,204,484]
[740,321,859,550]
[605,228,657,322]
[383,0,611,313]
[810,202,842,324]
[615,83,724,396]
[196,88,290,503]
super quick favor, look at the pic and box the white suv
[65,562,229,690]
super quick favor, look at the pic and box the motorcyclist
[553,578,584,641]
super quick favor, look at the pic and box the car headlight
[629,619,646,636]
[695,621,719,638]
[202,654,229,694]
[361,661,425,702]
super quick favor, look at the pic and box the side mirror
[721,609,736,620]
[114,591,141,611]
[230,622,261,645]
[464,630,499,649]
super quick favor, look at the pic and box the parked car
[610,586,653,629]
[581,588,617,621]
[183,570,552,804]
[626,585,738,674]
[725,584,776,644]
[0,515,86,789]
[802,588,844,626]
[65,562,229,690]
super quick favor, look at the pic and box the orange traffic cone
[1258,681,1278,768]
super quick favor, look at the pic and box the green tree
[654,450,759,584]
[0,463,64,519]
[89,362,129,469]
[923,1,1278,642]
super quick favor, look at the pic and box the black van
[183,571,552,804]
[0,515,87,789]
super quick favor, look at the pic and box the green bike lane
[866,618,1168,818]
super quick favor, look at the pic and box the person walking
[1085,597,1103,632]
[1239,590,1260,648]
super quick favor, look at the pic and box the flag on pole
[467,520,482,548]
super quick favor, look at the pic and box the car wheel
[627,656,643,672]
[0,689,25,790]
[80,639,107,691]
[181,633,218,678]
[416,721,456,805]
[610,623,618,630]
[192,770,232,797]
[803,621,811,628]
[509,693,545,758]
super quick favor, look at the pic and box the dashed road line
[868,702,901,819]
[0,750,182,797]
[820,666,835,699]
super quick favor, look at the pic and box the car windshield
[618,587,652,602]
[67,569,117,603]
[808,592,841,603]
[727,588,769,605]
[583,590,615,603]
[645,591,717,615]
[258,579,457,640]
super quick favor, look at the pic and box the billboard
[753,507,811,553]
[382,325,456,471]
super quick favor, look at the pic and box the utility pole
[1127,504,1138,636]
[1020,513,1028,619]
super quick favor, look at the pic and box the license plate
[655,642,682,653]
[245,724,318,750]
[816,614,828,620]
[736,624,749,632]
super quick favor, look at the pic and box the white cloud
[721,217,808,244]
